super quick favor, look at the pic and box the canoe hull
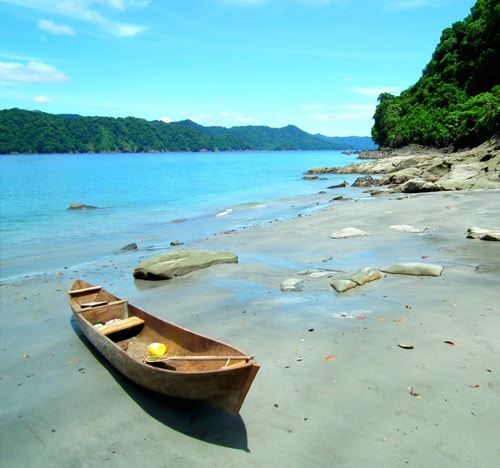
[69,280,259,415]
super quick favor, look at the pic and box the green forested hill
[0,109,373,154]
[315,134,378,150]
[372,0,500,149]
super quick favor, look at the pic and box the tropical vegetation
[372,0,500,149]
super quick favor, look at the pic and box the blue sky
[0,0,475,136]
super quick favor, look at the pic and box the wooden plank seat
[80,301,108,308]
[79,299,128,310]
[97,316,145,335]
[69,285,103,295]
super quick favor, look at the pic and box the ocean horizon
[0,150,364,280]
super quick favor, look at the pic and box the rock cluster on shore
[306,139,500,194]
[286,262,445,294]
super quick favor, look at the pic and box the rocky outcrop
[306,139,500,194]
[133,249,238,280]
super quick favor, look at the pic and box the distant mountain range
[314,134,378,151]
[0,108,377,154]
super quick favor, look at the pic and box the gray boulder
[401,178,438,193]
[381,262,443,276]
[330,267,384,293]
[121,242,138,251]
[352,175,377,188]
[133,249,238,280]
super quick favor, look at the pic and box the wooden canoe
[68,279,259,415]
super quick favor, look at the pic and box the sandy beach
[1,188,499,467]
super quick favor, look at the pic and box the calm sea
[0,151,362,280]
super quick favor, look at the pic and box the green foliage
[0,109,356,154]
[372,0,500,148]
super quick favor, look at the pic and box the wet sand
[1,189,499,467]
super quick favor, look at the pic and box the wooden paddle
[146,355,254,363]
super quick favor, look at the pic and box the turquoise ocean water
[0,151,361,279]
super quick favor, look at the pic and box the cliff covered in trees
[0,109,375,154]
[372,0,499,149]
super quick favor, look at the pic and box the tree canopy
[372,0,500,149]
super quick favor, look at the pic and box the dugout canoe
[68,279,259,415]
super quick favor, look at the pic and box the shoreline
[1,188,499,466]
[0,180,364,283]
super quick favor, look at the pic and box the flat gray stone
[381,262,443,277]
[330,279,358,293]
[133,249,238,280]
[329,227,372,239]
[297,269,331,278]
[390,224,427,233]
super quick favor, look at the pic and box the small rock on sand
[280,278,305,292]
[390,224,427,233]
[466,227,500,241]
[329,227,372,239]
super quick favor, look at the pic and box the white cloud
[306,103,376,136]
[33,95,53,103]
[38,19,77,36]
[333,104,375,119]
[219,0,266,5]
[2,0,147,37]
[220,0,348,5]
[349,87,400,97]
[158,117,171,123]
[300,103,325,111]
[309,113,334,122]
[100,20,145,38]
[191,111,256,127]
[380,0,447,10]
[221,0,448,12]
[220,111,256,124]
[308,103,375,123]
[0,60,70,83]
[236,115,255,123]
